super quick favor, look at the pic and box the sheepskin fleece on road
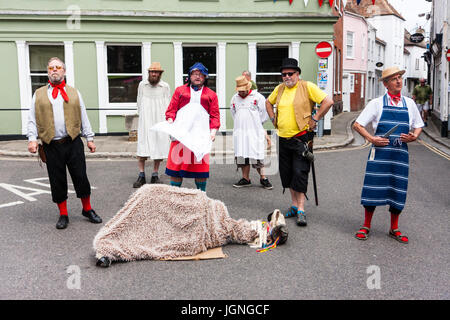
[93,184,258,261]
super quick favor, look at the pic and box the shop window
[29,45,65,95]
[255,46,289,97]
[182,46,216,92]
[107,45,142,103]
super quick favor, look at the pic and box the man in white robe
[133,62,171,188]
[231,76,272,190]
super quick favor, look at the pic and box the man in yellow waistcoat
[27,57,102,230]
[266,58,333,227]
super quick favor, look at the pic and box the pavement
[1,110,448,158]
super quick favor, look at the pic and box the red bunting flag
[318,0,324,7]
[329,0,334,7]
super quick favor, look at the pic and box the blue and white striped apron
[361,94,410,211]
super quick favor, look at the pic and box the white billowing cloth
[151,102,211,162]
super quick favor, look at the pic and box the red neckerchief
[49,80,69,102]
[239,90,252,99]
[387,91,401,105]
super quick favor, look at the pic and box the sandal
[284,206,297,218]
[389,229,409,244]
[355,227,370,240]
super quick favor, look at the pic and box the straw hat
[148,62,164,72]
[235,75,252,91]
[379,66,405,81]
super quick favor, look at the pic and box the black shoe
[260,178,273,190]
[296,211,307,227]
[133,176,146,188]
[96,257,111,268]
[233,178,251,188]
[150,175,160,184]
[56,215,69,229]
[82,209,102,224]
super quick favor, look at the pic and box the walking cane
[308,140,319,206]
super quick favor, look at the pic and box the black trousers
[278,133,314,194]
[43,135,91,203]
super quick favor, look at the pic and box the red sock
[57,200,68,216]
[81,196,92,212]
[390,212,408,241]
[356,208,374,239]
[390,212,399,231]
[363,208,375,229]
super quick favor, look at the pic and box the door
[342,73,351,112]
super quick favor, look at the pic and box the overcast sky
[389,0,432,34]
[342,0,432,34]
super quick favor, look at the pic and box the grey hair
[47,57,66,70]
[242,70,251,77]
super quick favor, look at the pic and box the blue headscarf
[188,62,209,77]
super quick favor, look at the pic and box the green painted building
[0,0,337,137]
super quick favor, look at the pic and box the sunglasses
[281,72,296,77]
[48,65,63,71]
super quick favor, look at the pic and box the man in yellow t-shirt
[266,58,333,227]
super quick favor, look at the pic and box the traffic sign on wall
[315,41,332,59]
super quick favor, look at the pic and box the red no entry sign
[315,41,332,59]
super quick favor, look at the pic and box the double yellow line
[417,139,450,161]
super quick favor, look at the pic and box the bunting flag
[273,0,294,4]
[356,0,362,4]
[329,0,334,7]
[304,0,309,7]
[318,0,324,7]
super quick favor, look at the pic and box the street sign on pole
[315,41,332,59]
[447,49,450,62]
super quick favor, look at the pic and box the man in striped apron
[353,67,424,244]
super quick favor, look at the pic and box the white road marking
[0,201,24,209]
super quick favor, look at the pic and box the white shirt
[356,95,424,132]
[27,85,94,142]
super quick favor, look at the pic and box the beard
[148,74,161,85]
[48,73,64,84]
[284,78,297,88]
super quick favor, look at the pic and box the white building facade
[429,0,449,137]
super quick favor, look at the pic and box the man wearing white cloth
[162,62,220,192]
[231,75,273,190]
[133,62,171,188]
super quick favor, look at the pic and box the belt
[280,130,308,140]
[51,136,72,144]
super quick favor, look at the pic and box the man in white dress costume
[133,62,171,188]
[230,75,273,190]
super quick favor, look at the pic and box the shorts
[416,102,429,112]
[235,157,264,169]
[278,132,314,193]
